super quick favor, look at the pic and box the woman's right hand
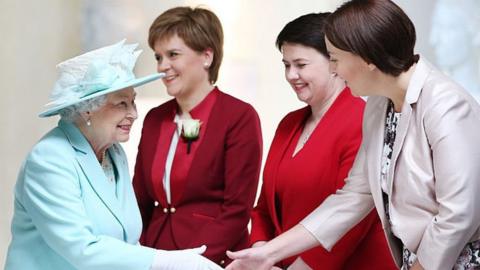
[225,246,276,270]
[151,245,222,270]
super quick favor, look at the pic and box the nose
[127,104,138,121]
[157,58,170,73]
[285,67,299,81]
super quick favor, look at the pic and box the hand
[225,246,275,270]
[151,245,222,270]
[410,260,424,270]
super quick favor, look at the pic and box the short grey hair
[59,95,107,123]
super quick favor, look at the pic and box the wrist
[260,242,281,266]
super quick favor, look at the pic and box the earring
[87,119,91,126]
[204,62,210,69]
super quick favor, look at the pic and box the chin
[117,135,130,143]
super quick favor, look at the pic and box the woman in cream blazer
[225,1,480,270]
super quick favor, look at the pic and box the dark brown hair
[325,0,419,76]
[148,6,224,83]
[276,12,331,58]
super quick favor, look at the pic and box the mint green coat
[5,120,156,269]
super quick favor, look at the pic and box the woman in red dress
[133,7,262,267]
[249,13,396,270]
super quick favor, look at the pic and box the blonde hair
[148,6,224,84]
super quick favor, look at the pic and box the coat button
[163,208,168,213]
[170,207,176,213]
[154,201,159,207]
[220,260,225,265]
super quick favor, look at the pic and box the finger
[226,250,236,260]
[190,245,207,254]
[226,250,245,260]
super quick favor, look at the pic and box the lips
[163,74,178,83]
[117,124,132,133]
[292,82,307,92]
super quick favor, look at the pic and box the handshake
[151,245,223,270]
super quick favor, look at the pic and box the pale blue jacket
[5,120,156,269]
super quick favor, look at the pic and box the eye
[118,101,128,108]
[168,51,178,58]
[283,63,290,69]
[154,54,162,62]
[295,63,307,68]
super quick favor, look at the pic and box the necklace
[101,151,115,182]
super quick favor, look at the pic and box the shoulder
[333,88,365,121]
[144,98,176,123]
[215,91,258,117]
[277,107,308,129]
[28,127,76,162]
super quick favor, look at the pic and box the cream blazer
[301,58,480,270]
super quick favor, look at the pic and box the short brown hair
[325,0,419,76]
[148,6,224,83]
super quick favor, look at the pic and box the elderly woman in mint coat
[5,41,222,270]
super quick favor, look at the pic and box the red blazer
[250,89,396,269]
[133,89,262,265]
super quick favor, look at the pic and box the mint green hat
[39,40,164,117]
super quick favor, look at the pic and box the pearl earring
[87,119,91,126]
[204,62,210,69]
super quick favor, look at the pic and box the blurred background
[1,0,479,265]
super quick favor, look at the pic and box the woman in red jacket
[249,13,395,269]
[133,6,262,267]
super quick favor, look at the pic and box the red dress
[250,88,396,269]
[134,88,262,266]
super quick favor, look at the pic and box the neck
[375,64,416,113]
[310,77,344,122]
[76,120,110,162]
[176,81,214,115]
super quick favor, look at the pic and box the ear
[79,111,90,123]
[367,62,377,72]
[203,48,214,65]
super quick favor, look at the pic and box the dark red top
[133,88,262,265]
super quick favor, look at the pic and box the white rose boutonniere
[181,119,201,154]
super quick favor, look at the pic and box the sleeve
[302,118,378,267]
[300,140,376,251]
[22,146,156,270]
[189,105,263,262]
[250,183,276,244]
[416,91,480,269]
[133,118,155,240]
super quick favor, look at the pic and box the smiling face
[282,42,336,106]
[153,34,212,100]
[325,38,374,97]
[88,87,138,147]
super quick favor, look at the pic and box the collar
[404,56,434,105]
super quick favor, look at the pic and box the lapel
[387,58,429,196]
[265,107,309,231]
[58,120,127,232]
[364,98,389,220]
[151,101,177,207]
[170,89,219,205]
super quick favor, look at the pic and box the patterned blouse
[380,101,480,269]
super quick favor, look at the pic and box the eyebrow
[116,93,136,99]
[282,58,309,63]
